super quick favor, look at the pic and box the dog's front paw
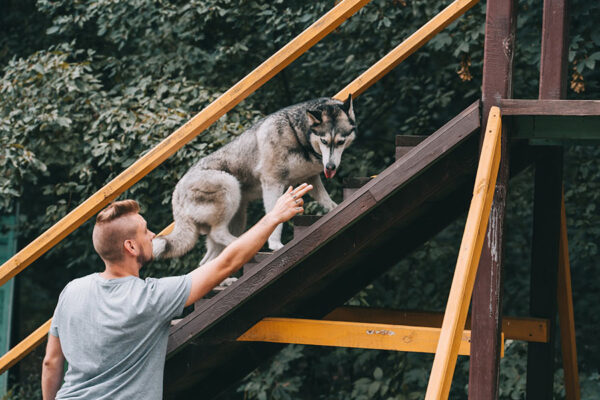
[268,241,285,251]
[323,200,338,211]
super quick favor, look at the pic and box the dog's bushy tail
[152,220,199,260]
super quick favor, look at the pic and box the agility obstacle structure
[1,0,598,398]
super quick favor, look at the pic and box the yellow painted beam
[325,307,548,343]
[0,319,52,375]
[238,318,504,357]
[557,193,581,400]
[425,107,502,400]
[334,0,479,101]
[0,0,371,289]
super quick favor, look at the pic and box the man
[42,183,312,400]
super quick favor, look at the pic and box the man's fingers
[292,184,313,198]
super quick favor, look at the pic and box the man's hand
[267,183,313,224]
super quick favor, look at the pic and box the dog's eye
[320,139,328,145]
[337,140,345,145]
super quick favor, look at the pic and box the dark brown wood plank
[469,0,516,398]
[163,103,482,397]
[527,147,563,399]
[526,0,569,398]
[395,135,429,146]
[500,99,600,116]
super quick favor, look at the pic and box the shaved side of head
[92,200,141,263]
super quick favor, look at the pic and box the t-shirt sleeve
[49,283,70,338]
[145,274,192,322]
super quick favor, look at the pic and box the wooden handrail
[425,107,502,399]
[0,0,482,375]
[0,0,371,289]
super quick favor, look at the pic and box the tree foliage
[1,0,599,398]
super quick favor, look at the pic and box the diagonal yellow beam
[0,0,371,288]
[425,107,502,399]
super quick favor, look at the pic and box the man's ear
[123,239,136,256]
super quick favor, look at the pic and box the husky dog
[152,95,357,265]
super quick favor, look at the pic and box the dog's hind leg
[261,182,285,251]
[229,200,248,237]
[199,236,223,265]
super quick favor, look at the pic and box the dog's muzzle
[324,162,337,179]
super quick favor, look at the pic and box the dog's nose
[326,162,336,171]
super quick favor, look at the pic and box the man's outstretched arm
[42,334,65,400]
[185,183,312,306]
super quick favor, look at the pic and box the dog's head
[307,94,356,179]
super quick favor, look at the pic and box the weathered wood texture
[500,100,600,116]
[426,107,502,400]
[469,0,516,398]
[557,194,581,400]
[163,103,482,399]
[396,135,429,159]
[0,0,371,289]
[324,307,548,343]
[527,0,568,398]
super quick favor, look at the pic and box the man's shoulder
[61,273,96,294]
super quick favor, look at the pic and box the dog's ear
[306,110,322,126]
[342,93,355,122]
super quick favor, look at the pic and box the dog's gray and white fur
[152,95,357,265]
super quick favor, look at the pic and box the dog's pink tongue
[324,168,336,179]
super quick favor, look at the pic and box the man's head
[92,200,155,268]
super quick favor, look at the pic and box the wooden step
[396,135,428,160]
[292,215,322,238]
[342,177,372,200]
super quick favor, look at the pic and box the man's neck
[100,260,140,279]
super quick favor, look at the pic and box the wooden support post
[526,0,568,398]
[469,0,516,399]
[557,194,580,400]
[425,108,502,400]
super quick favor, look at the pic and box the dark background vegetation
[1,0,599,398]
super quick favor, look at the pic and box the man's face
[132,214,155,267]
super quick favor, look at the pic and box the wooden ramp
[163,102,484,398]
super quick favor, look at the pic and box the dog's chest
[286,156,323,181]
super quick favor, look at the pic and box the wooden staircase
[163,102,483,398]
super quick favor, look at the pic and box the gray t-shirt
[49,272,192,400]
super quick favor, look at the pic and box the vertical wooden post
[557,194,581,400]
[526,1,568,398]
[469,0,516,399]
